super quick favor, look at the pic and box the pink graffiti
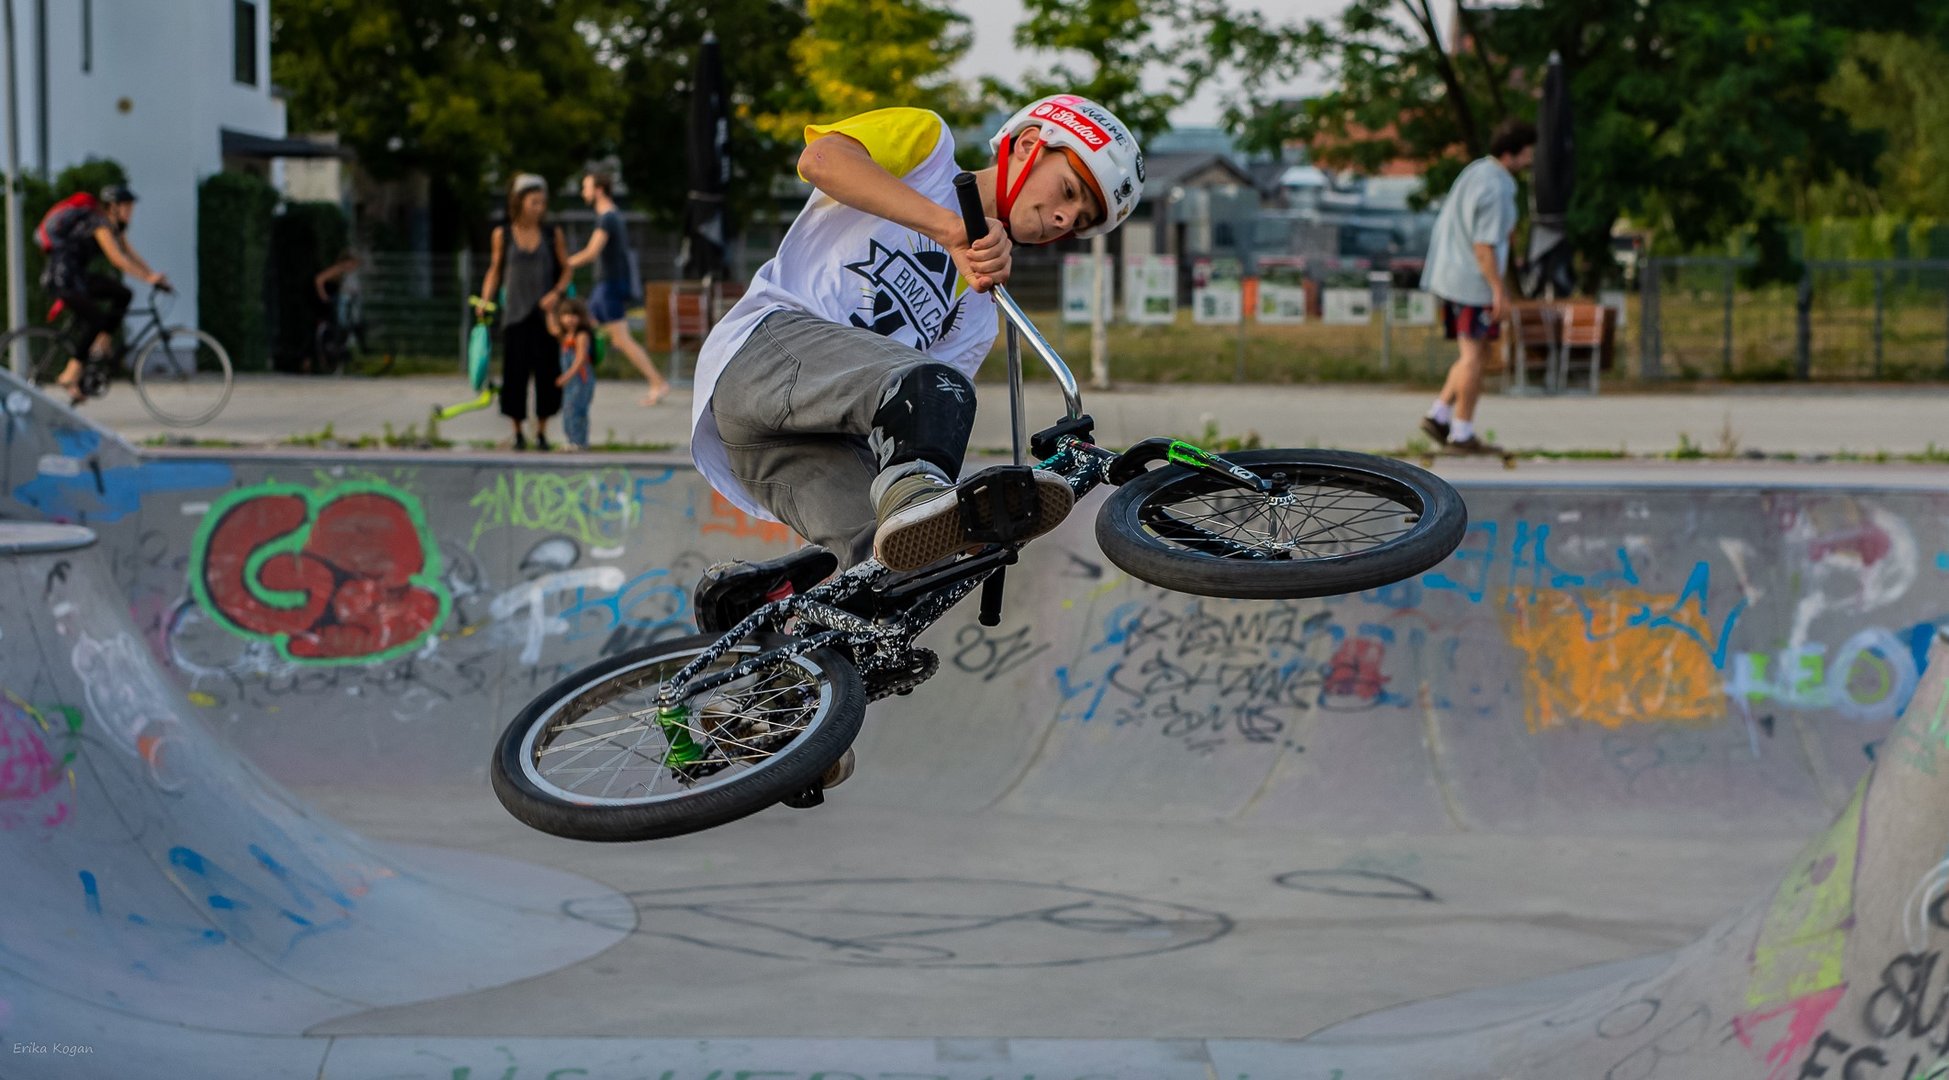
[1324,639,1389,701]
[0,696,72,830]
[1730,984,1846,1080]
[1810,525,1892,567]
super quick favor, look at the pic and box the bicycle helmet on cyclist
[989,94,1144,242]
[99,184,138,205]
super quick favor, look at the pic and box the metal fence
[1640,256,1949,381]
[356,251,474,362]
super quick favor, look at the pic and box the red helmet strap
[993,132,1044,241]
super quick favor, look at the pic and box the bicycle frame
[653,281,1218,710]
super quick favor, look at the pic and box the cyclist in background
[42,184,170,402]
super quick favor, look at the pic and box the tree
[753,0,978,140]
[1810,32,1949,219]
[272,0,622,246]
[1003,0,1209,142]
[604,0,812,235]
[1212,0,1895,285]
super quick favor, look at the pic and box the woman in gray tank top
[476,174,572,450]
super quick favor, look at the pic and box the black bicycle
[491,175,1469,842]
[315,291,392,377]
[4,287,233,426]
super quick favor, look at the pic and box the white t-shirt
[1419,156,1518,307]
[690,108,998,521]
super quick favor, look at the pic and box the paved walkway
[81,373,1949,457]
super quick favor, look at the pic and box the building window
[233,0,258,86]
[81,0,91,73]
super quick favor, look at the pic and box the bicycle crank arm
[1106,437,1275,494]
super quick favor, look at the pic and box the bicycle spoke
[1148,475,1418,560]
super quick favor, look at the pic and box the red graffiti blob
[1730,984,1846,1080]
[200,488,444,661]
[1325,638,1389,701]
[0,697,71,830]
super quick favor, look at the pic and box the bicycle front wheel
[133,327,233,427]
[1094,449,1467,599]
[4,327,74,391]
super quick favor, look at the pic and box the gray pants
[711,311,958,567]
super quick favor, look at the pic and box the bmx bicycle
[491,174,1468,842]
[4,287,233,427]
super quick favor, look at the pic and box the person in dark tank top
[476,173,573,450]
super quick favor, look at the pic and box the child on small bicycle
[549,297,597,452]
[689,95,1146,632]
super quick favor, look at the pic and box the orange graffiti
[700,491,797,547]
[1500,588,1722,732]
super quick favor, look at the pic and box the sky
[949,0,1366,128]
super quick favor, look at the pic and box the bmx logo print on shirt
[843,239,966,348]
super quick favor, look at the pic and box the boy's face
[1006,127,1104,244]
[580,175,598,204]
[109,202,134,228]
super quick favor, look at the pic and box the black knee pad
[868,362,976,477]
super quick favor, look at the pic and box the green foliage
[756,0,977,135]
[604,1,810,234]
[271,0,622,237]
[1211,0,1916,288]
[1002,0,1209,142]
[269,201,349,369]
[197,172,279,371]
[1809,33,1949,218]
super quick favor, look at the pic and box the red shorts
[1440,299,1501,341]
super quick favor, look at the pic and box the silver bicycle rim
[1143,479,1420,559]
[517,643,836,807]
[134,328,233,427]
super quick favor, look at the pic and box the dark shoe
[1420,416,1451,442]
[692,546,840,634]
[513,432,528,452]
[873,465,1074,571]
[535,433,551,452]
[1445,435,1501,455]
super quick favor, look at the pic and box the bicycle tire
[492,632,865,842]
[1093,448,1467,600]
[133,326,233,427]
[4,326,74,388]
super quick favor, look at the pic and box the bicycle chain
[862,647,939,702]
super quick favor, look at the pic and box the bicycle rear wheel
[5,327,75,390]
[1094,448,1467,599]
[133,326,233,427]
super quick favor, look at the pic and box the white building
[11,0,290,328]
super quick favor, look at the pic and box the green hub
[655,704,706,766]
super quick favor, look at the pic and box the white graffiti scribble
[489,567,627,666]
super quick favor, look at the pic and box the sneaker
[512,432,528,452]
[872,466,1074,571]
[692,546,840,634]
[1420,415,1451,443]
[535,433,551,452]
[1445,435,1502,455]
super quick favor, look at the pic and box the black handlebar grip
[953,172,987,244]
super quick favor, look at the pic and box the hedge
[197,171,278,371]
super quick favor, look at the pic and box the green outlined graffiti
[188,478,451,665]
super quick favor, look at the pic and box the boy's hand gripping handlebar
[952,172,1085,422]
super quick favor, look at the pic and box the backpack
[35,192,101,253]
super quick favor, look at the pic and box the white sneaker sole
[873,471,1075,571]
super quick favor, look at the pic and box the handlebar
[953,172,988,246]
[951,171,1084,422]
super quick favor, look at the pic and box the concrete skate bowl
[7,372,1949,1078]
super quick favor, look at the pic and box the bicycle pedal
[957,465,1046,545]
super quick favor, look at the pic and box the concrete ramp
[10,365,1949,1077]
[0,523,627,1078]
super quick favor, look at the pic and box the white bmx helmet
[989,94,1145,240]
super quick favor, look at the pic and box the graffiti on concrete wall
[0,691,81,831]
[189,478,451,665]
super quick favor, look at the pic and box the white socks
[1427,399,1453,424]
[1449,419,1475,443]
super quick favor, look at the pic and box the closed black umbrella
[1524,50,1574,298]
[680,31,730,284]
